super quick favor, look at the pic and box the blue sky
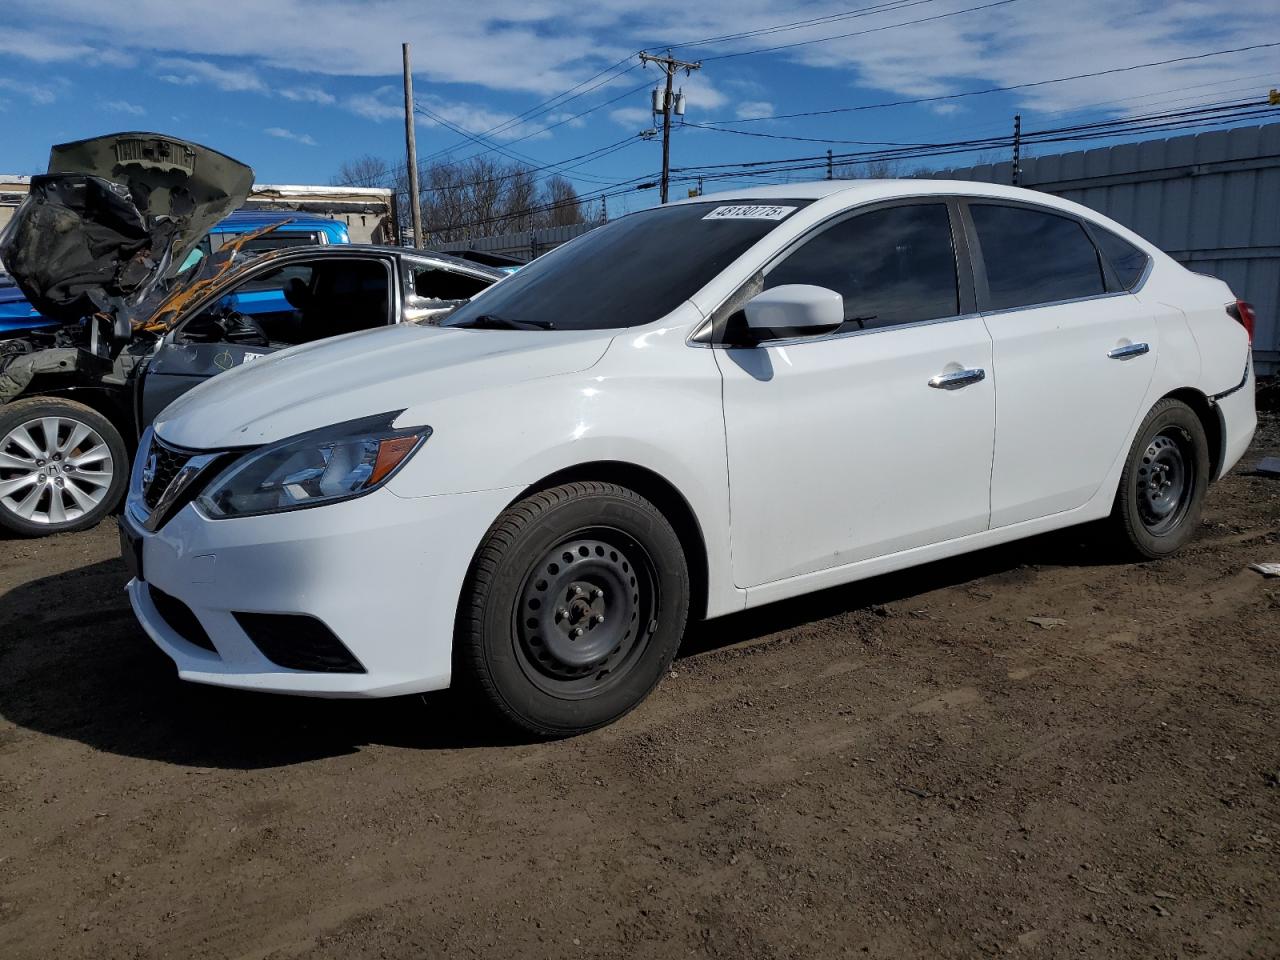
[2,0,1277,218]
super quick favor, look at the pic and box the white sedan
[120,180,1258,737]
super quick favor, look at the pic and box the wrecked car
[0,210,355,339]
[0,132,503,537]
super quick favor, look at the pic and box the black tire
[1109,398,1210,559]
[457,481,690,738]
[0,397,128,537]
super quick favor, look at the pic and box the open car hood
[0,133,253,325]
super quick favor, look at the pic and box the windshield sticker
[702,205,797,221]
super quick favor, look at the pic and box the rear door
[963,201,1158,527]
[137,254,396,427]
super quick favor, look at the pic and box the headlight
[197,413,430,519]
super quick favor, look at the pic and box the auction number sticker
[702,205,797,221]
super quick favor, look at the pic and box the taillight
[1226,299,1256,343]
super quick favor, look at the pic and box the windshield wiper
[448,314,555,331]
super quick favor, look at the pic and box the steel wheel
[1135,427,1193,535]
[0,416,115,526]
[514,531,659,699]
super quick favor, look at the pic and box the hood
[152,323,616,449]
[0,132,253,325]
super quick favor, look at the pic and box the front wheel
[0,397,128,537]
[1109,398,1210,559]
[457,481,690,738]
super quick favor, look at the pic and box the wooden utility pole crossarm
[640,51,701,204]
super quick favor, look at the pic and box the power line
[700,41,1280,124]
[657,0,943,51]
[416,58,643,164]
[667,101,1276,183]
[700,0,1022,62]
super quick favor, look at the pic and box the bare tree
[541,175,585,227]
[331,155,394,188]
[335,155,591,246]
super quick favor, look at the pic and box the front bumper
[124,484,520,697]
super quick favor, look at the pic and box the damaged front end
[0,132,253,403]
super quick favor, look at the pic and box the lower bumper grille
[148,585,218,654]
[233,612,366,673]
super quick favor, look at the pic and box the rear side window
[765,203,959,332]
[970,204,1105,310]
[1091,226,1150,290]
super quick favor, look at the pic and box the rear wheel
[0,397,128,537]
[1109,398,1209,559]
[457,481,690,738]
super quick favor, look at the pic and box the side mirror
[742,284,844,340]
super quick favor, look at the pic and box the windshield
[442,200,811,331]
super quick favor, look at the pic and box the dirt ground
[1,409,1277,960]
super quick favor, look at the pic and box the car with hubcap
[0,133,503,537]
[118,180,1257,737]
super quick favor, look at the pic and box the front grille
[148,585,218,654]
[234,612,367,673]
[143,437,194,510]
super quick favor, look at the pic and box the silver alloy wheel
[0,416,115,525]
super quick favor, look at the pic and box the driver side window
[182,258,393,347]
[765,203,960,333]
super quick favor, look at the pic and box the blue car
[0,210,351,337]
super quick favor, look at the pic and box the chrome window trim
[977,287,1135,319]
[701,310,986,350]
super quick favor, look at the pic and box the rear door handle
[928,368,986,390]
[1108,342,1150,360]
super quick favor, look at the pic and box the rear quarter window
[1090,226,1150,290]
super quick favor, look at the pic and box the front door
[717,201,996,589]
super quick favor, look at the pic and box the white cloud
[610,106,653,130]
[281,86,336,105]
[0,77,59,105]
[343,87,403,122]
[103,98,145,115]
[0,28,134,67]
[0,0,1275,132]
[157,57,265,92]
[264,126,318,146]
[735,100,774,120]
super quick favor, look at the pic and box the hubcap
[515,534,657,698]
[1136,428,1192,535]
[0,416,113,525]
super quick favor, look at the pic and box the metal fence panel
[931,122,1280,373]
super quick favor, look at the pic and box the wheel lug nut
[556,608,568,620]
[592,589,603,600]
[594,614,605,624]
[572,627,584,639]
[572,585,584,597]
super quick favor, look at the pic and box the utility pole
[402,42,423,248]
[1011,113,1021,187]
[826,149,833,180]
[640,50,701,204]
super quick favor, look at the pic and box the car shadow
[0,524,1125,769]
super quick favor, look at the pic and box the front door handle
[1108,342,1150,360]
[928,368,986,390]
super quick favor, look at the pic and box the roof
[236,242,507,279]
[215,210,348,232]
[686,178,1070,204]
[252,183,393,198]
